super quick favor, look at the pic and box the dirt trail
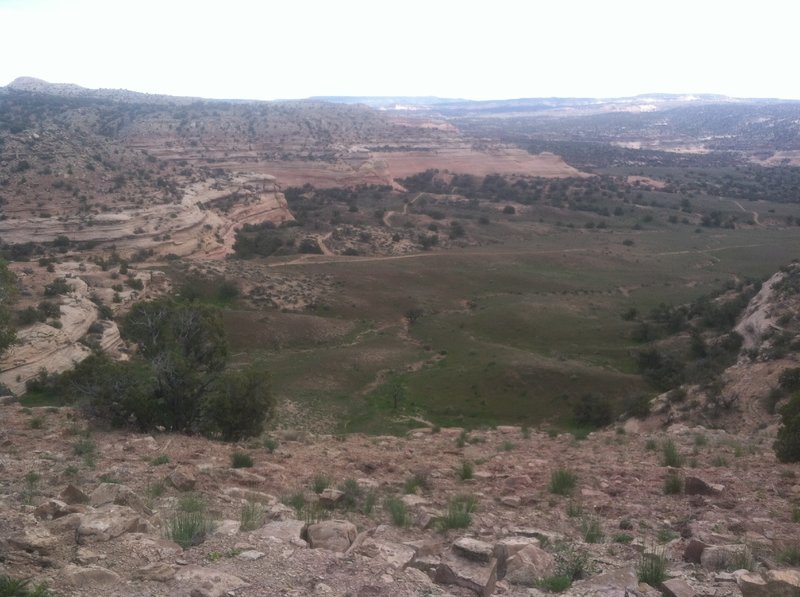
[730,199,760,225]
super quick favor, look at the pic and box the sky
[1,0,798,101]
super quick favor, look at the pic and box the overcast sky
[1,0,797,101]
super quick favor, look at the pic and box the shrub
[457,460,474,481]
[664,471,683,495]
[661,439,684,467]
[264,437,279,453]
[553,542,591,581]
[384,496,410,527]
[779,368,800,392]
[231,452,253,468]
[550,468,577,496]
[165,511,215,548]
[438,494,477,531]
[0,575,55,596]
[775,393,800,463]
[281,492,305,514]
[150,455,169,466]
[581,517,604,543]
[239,501,265,532]
[637,547,667,586]
[498,441,515,452]
[403,470,430,494]
[338,479,361,510]
[536,575,571,593]
[311,474,331,494]
[566,500,583,518]
[572,394,613,428]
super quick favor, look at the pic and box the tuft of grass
[521,425,531,439]
[0,575,55,596]
[384,496,410,527]
[64,465,79,478]
[178,493,205,513]
[693,433,708,447]
[73,438,97,467]
[239,501,265,532]
[403,470,430,494]
[164,511,215,549]
[22,471,40,505]
[498,440,516,452]
[613,533,633,544]
[457,460,474,481]
[98,473,120,484]
[363,491,376,516]
[778,545,800,566]
[438,494,477,531]
[231,451,253,468]
[644,438,658,451]
[536,575,572,593]
[581,517,604,543]
[637,546,668,586]
[338,478,361,511]
[146,480,166,499]
[792,503,800,523]
[566,500,583,518]
[663,471,683,495]
[712,455,729,467]
[28,416,45,430]
[455,430,467,448]
[150,454,169,466]
[657,528,678,544]
[553,541,591,581]
[311,474,331,494]
[263,437,279,453]
[660,439,683,468]
[550,468,577,496]
[281,491,305,514]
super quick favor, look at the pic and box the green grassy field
[223,214,799,434]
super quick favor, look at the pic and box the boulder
[306,520,357,552]
[661,577,696,597]
[168,466,196,491]
[683,538,709,563]
[570,566,639,595]
[684,476,723,496]
[222,487,277,505]
[700,544,749,571]
[453,537,494,563]
[134,561,176,582]
[76,504,144,543]
[736,569,800,597]
[502,475,532,493]
[504,544,555,586]
[61,564,121,588]
[90,482,148,513]
[435,550,497,597]
[238,550,265,561]
[34,498,72,520]
[9,525,57,554]
[174,566,248,597]
[229,468,266,486]
[494,536,541,579]
[60,484,89,504]
[356,538,416,569]
[260,519,306,543]
[318,488,344,508]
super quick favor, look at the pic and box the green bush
[438,494,477,531]
[664,471,683,495]
[775,393,800,463]
[384,496,410,527]
[311,474,331,494]
[239,501,264,532]
[457,460,474,481]
[164,511,215,548]
[572,393,613,428]
[0,575,54,596]
[550,468,577,496]
[637,547,667,586]
[231,452,253,468]
[661,439,684,467]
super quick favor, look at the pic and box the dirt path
[654,243,764,257]
[730,199,760,225]
[382,192,423,227]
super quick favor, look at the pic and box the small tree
[774,393,800,463]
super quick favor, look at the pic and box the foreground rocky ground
[1,402,799,597]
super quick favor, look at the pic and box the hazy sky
[1,0,798,101]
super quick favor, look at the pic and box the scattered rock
[453,537,494,563]
[9,525,58,554]
[238,549,265,561]
[502,475,532,493]
[174,566,248,597]
[76,504,144,543]
[60,484,89,504]
[222,486,277,505]
[435,550,497,597]
[504,544,555,587]
[661,577,696,597]
[90,482,148,513]
[134,561,176,582]
[260,519,306,543]
[318,487,344,508]
[168,466,196,491]
[356,538,416,569]
[570,566,639,595]
[684,476,724,496]
[61,564,121,588]
[229,468,266,486]
[306,519,357,552]
[34,498,72,520]
[683,538,709,563]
